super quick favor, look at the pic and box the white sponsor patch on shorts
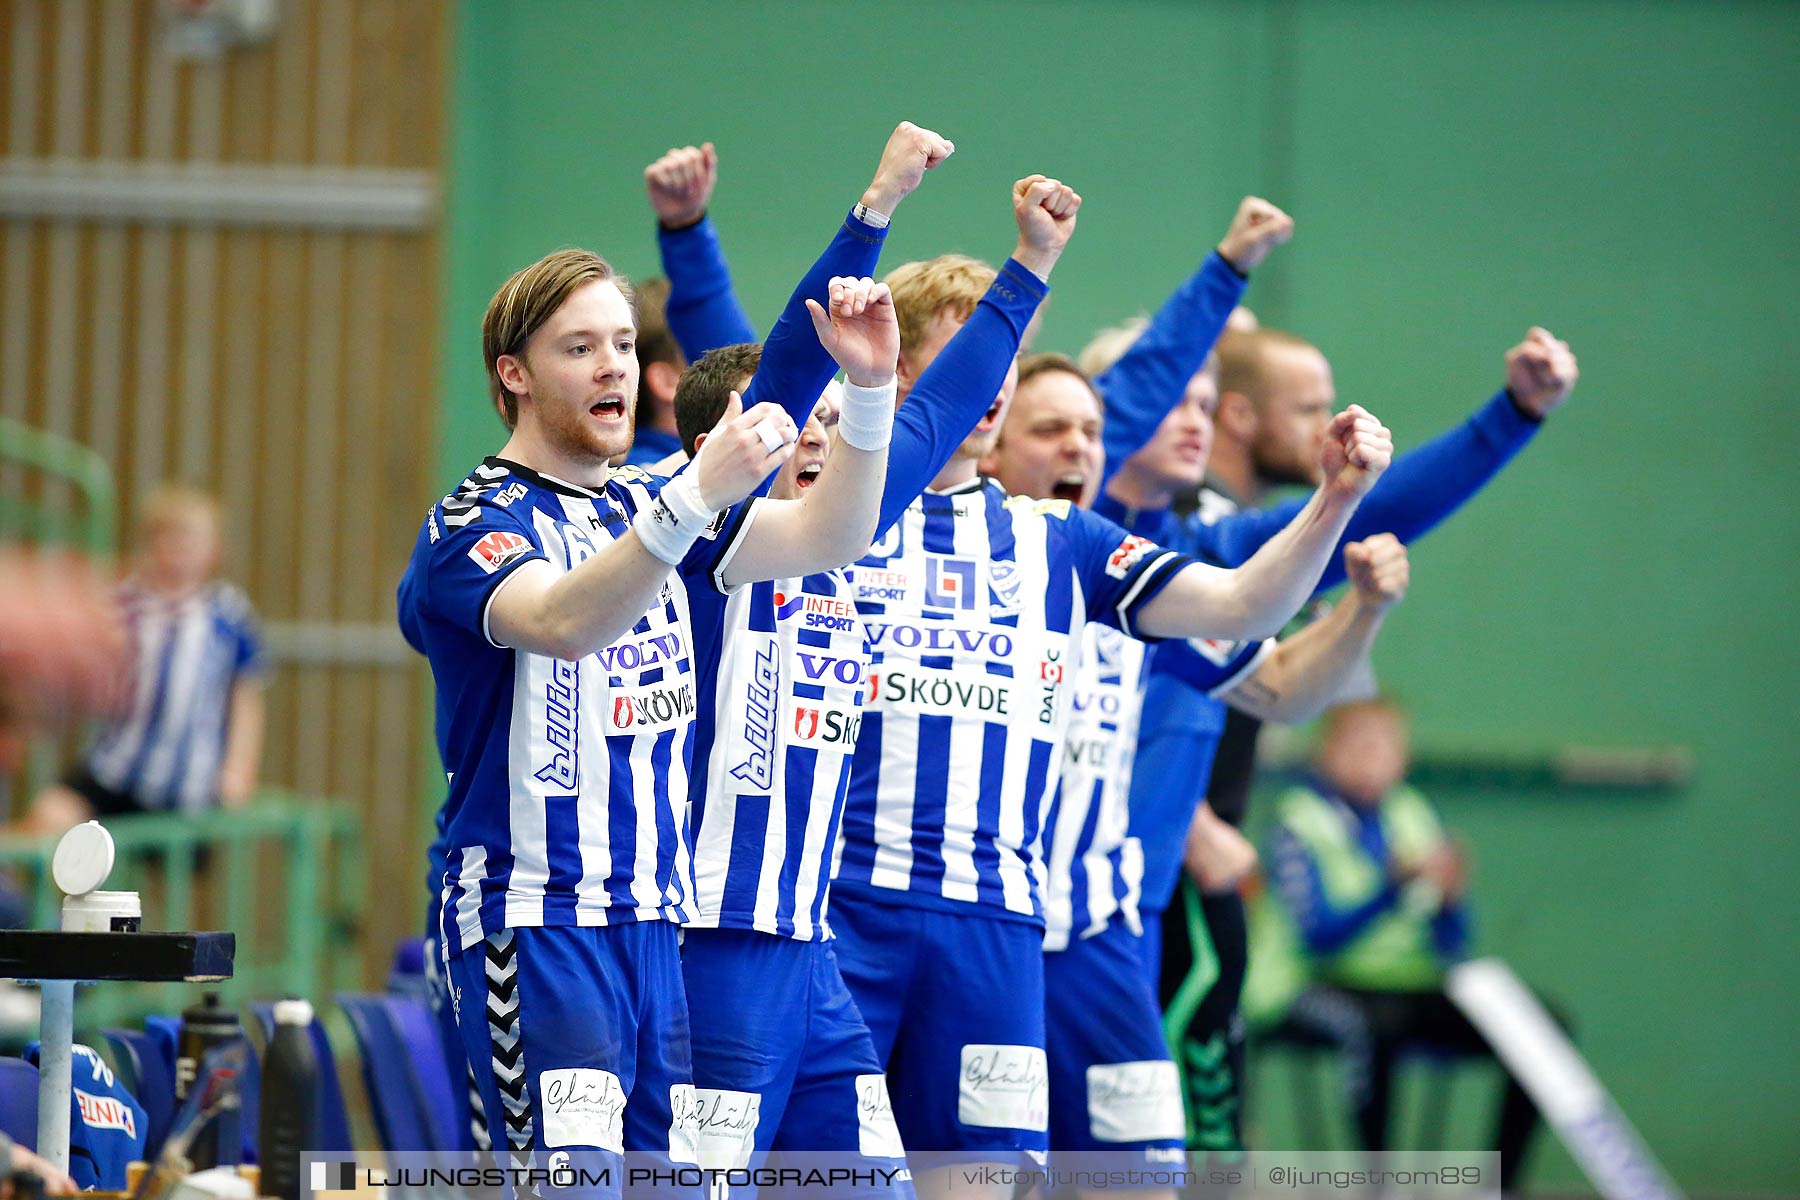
[855,1074,905,1157]
[1086,1060,1183,1143]
[539,1068,625,1151]
[958,1044,1049,1131]
[668,1083,701,1165]
[691,1087,760,1170]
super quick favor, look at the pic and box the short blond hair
[1077,317,1150,378]
[884,254,995,357]
[138,484,220,539]
[482,249,633,428]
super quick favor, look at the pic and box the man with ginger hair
[399,240,894,1190]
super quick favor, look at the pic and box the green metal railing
[0,415,116,557]
[0,793,366,1028]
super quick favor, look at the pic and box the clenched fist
[1343,533,1410,612]
[693,392,797,510]
[861,121,955,217]
[645,142,718,228]
[1319,404,1393,500]
[1505,326,1578,418]
[1217,196,1294,273]
[805,276,899,389]
[1011,175,1082,282]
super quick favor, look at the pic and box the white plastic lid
[273,997,315,1026]
[52,821,115,897]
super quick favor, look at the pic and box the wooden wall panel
[0,0,450,986]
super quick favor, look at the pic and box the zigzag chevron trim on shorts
[483,928,534,1156]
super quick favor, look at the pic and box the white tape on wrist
[751,415,790,454]
[837,377,898,451]
[635,470,715,565]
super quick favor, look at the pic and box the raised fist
[1216,196,1294,273]
[1343,533,1410,612]
[805,276,899,389]
[861,121,954,217]
[1319,404,1393,499]
[693,392,797,510]
[1011,174,1082,280]
[1505,326,1578,418]
[645,142,718,228]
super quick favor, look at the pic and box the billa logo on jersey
[534,659,580,790]
[468,530,533,575]
[608,681,697,733]
[729,641,781,791]
[1105,535,1156,580]
[74,1088,136,1138]
[923,556,978,609]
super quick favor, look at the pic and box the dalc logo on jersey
[468,530,533,575]
[1105,536,1156,580]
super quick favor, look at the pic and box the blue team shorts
[1044,918,1185,1163]
[680,927,911,1196]
[446,921,699,1198]
[828,895,1049,1168]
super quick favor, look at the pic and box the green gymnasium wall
[441,2,1800,1191]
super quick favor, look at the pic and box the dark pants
[1279,983,1568,1191]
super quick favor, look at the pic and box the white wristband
[635,470,716,565]
[836,377,898,451]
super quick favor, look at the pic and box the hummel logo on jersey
[923,556,978,609]
[594,632,685,674]
[609,681,696,732]
[534,660,579,789]
[468,531,532,575]
[1105,535,1156,580]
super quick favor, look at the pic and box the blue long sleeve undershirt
[724,210,885,499]
[1107,388,1544,592]
[1094,251,1248,485]
[657,215,759,360]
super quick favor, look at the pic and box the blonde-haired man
[400,238,895,1183]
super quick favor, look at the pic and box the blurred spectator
[1265,697,1560,1190]
[13,486,264,836]
[0,551,128,773]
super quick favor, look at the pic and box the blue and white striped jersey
[1040,627,1269,951]
[398,457,759,954]
[685,568,868,941]
[832,478,1193,924]
[83,579,263,813]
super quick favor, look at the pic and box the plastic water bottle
[177,991,244,1168]
[258,998,319,1200]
